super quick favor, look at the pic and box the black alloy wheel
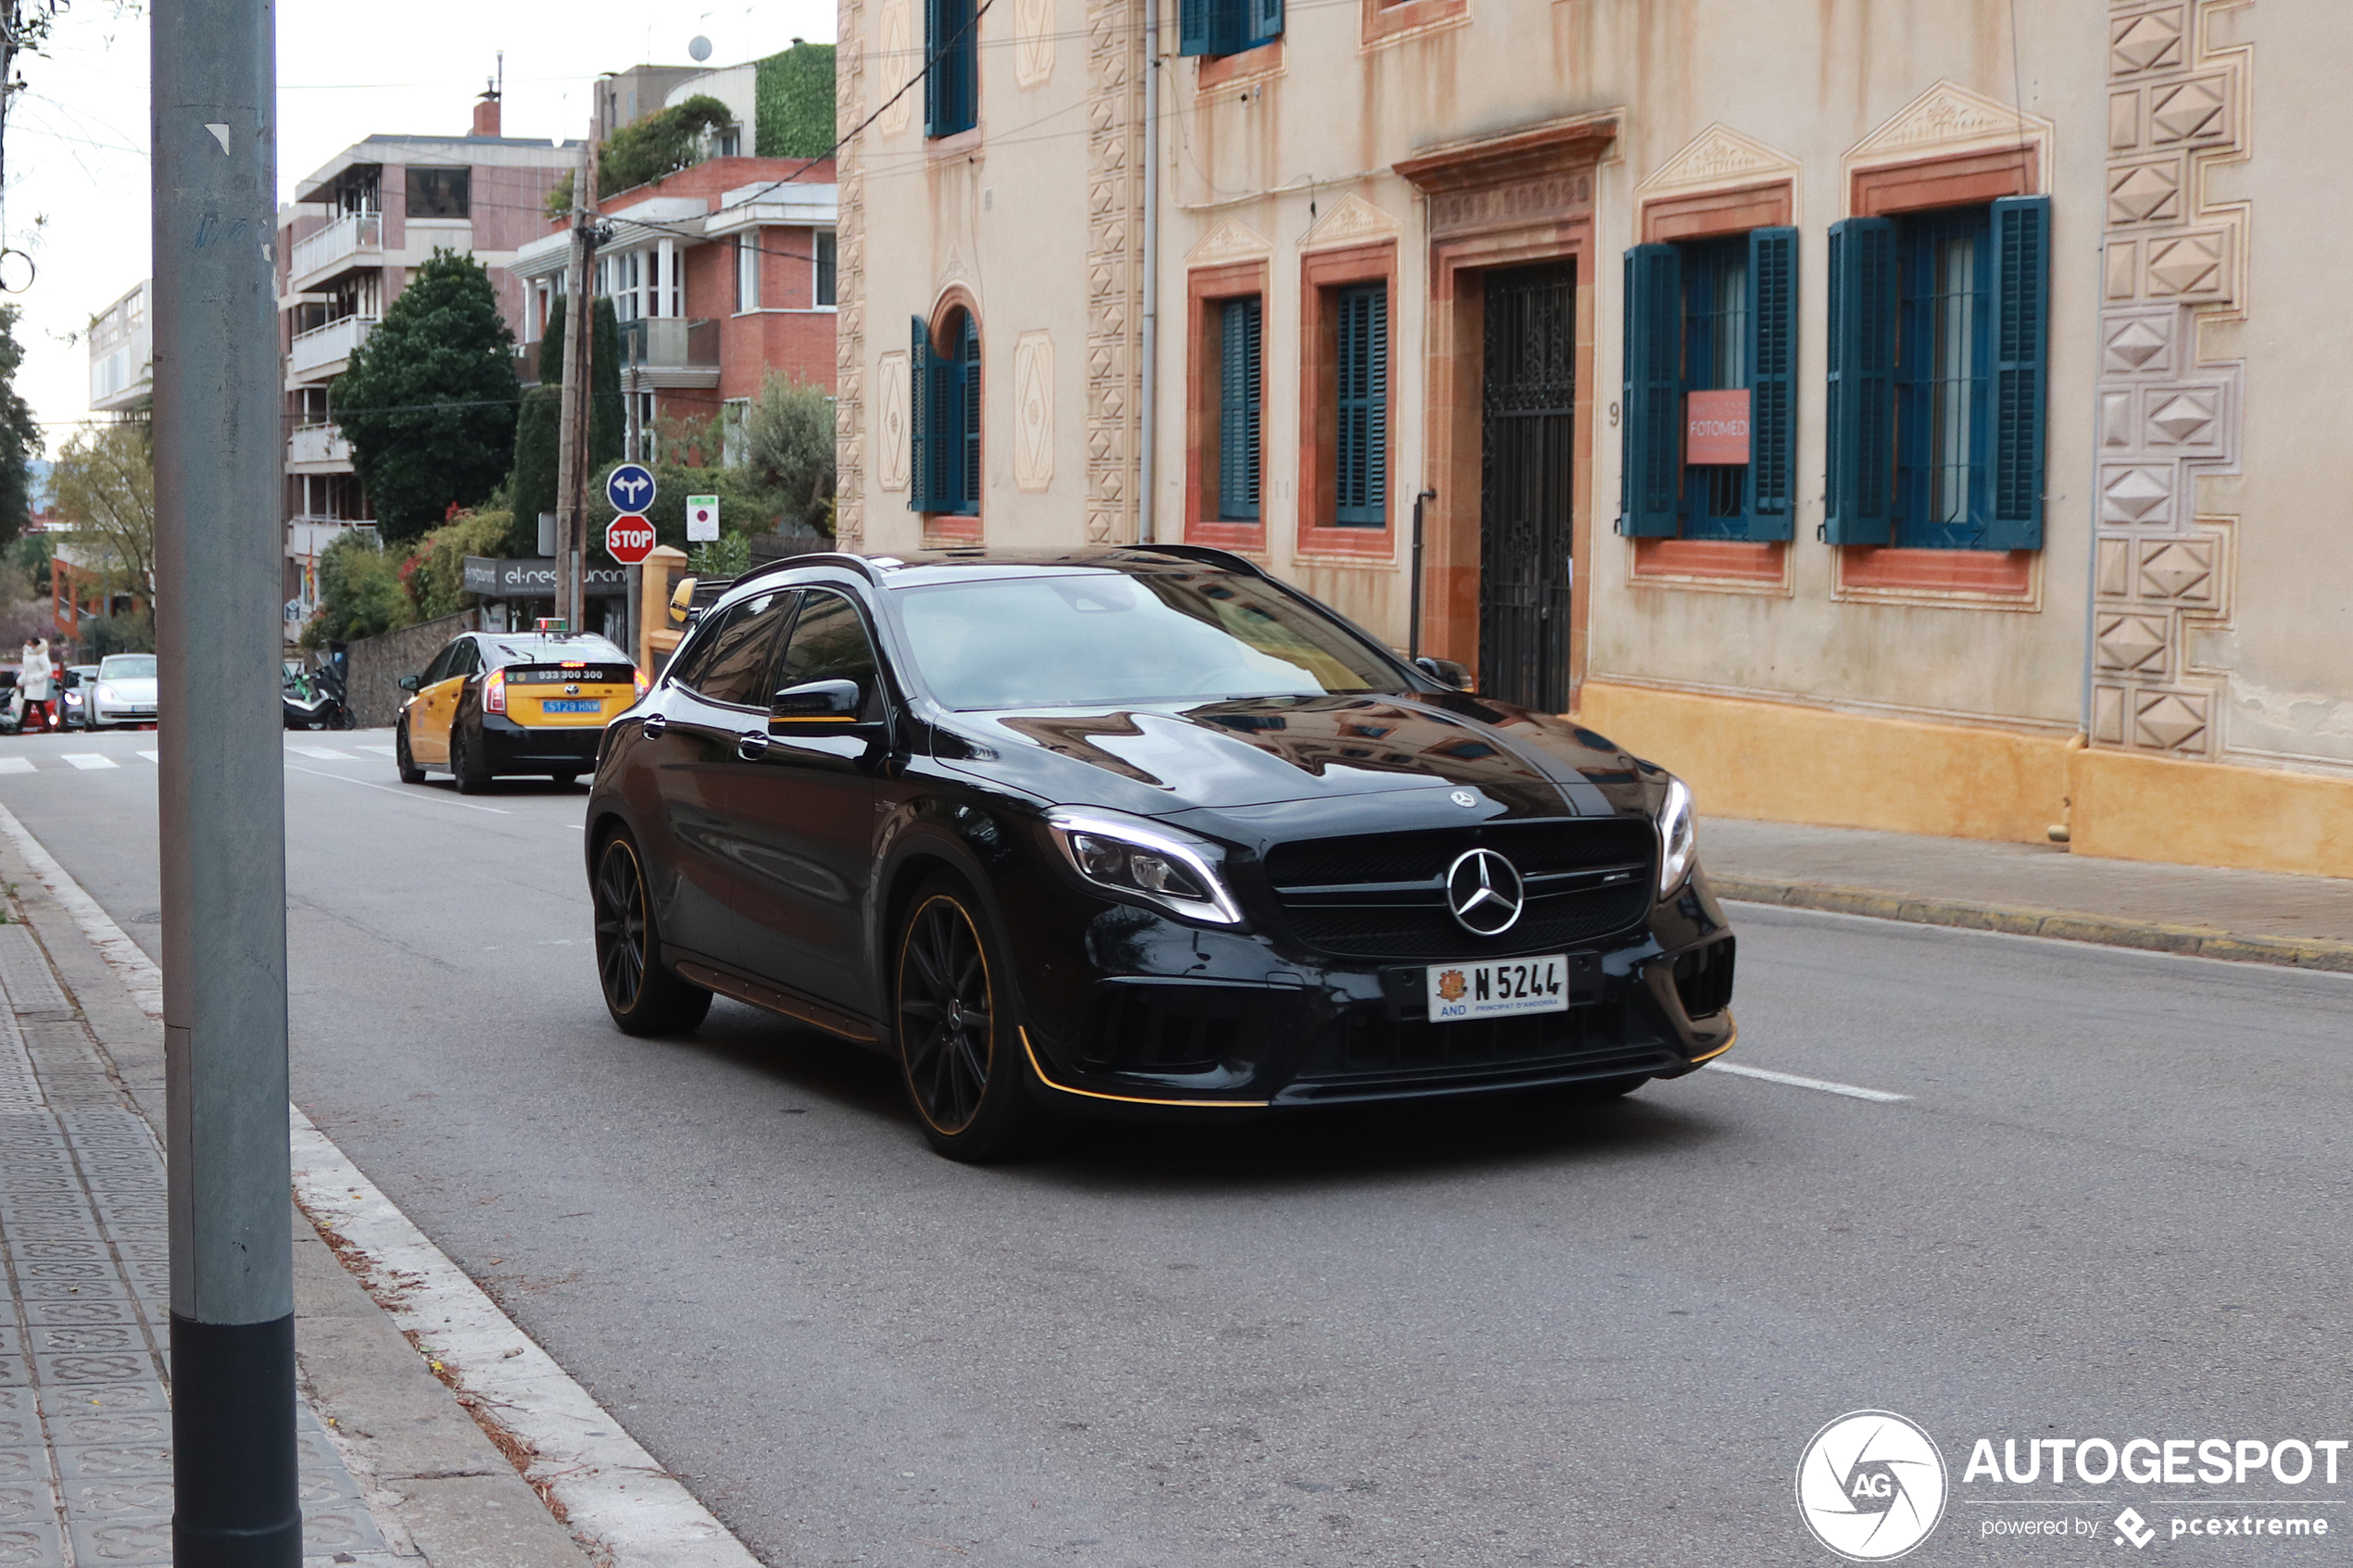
[451,726,490,794]
[893,875,1046,1161]
[592,833,711,1035]
[395,721,425,784]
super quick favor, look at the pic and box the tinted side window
[421,644,459,684]
[774,590,881,717]
[451,642,482,678]
[679,591,791,708]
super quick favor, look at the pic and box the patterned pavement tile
[0,1524,65,1567]
[51,1442,170,1479]
[69,1516,174,1565]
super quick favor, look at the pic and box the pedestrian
[19,638,53,733]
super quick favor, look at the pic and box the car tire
[451,727,491,794]
[395,722,426,784]
[892,873,1049,1163]
[592,832,712,1036]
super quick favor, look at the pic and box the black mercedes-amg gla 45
[585,546,1736,1160]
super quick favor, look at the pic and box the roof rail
[735,550,885,586]
[1122,543,1265,576]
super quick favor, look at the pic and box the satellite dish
[687,34,713,61]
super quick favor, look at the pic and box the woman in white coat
[19,638,54,732]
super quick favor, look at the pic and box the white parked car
[87,653,158,729]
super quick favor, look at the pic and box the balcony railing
[289,315,376,376]
[286,423,351,465]
[617,317,721,370]
[292,211,383,280]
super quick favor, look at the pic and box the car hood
[98,678,157,700]
[934,692,1651,821]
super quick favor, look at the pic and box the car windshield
[99,656,156,680]
[896,571,1403,710]
[485,634,629,667]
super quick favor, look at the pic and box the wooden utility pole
[554,126,599,631]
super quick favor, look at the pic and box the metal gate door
[1478,263,1577,712]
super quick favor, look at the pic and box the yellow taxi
[395,630,646,793]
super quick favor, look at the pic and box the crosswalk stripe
[137,750,160,762]
[287,746,353,759]
[60,754,118,771]
[0,757,31,774]
[354,745,397,757]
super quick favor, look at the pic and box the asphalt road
[6,723,2351,1566]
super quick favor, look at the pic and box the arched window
[910,307,981,518]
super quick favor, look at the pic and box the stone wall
[345,609,478,729]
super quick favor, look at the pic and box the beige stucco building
[836,0,2353,877]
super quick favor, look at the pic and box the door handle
[642,712,667,737]
[736,731,770,760]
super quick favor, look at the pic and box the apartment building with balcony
[86,280,153,415]
[273,92,580,630]
[508,153,837,463]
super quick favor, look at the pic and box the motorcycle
[282,663,355,731]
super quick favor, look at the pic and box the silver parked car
[85,653,158,729]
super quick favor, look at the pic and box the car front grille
[1263,820,1655,960]
[1079,983,1288,1074]
[1294,1004,1673,1084]
[1672,936,1736,1018]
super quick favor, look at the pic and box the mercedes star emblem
[1443,847,1525,936]
[1451,789,1478,809]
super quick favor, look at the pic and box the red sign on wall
[1685,389,1752,466]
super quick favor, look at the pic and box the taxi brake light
[561,660,586,668]
[484,668,506,714]
[633,669,650,697]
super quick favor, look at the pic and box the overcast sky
[6,0,837,454]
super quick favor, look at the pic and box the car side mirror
[398,674,420,692]
[771,678,862,721]
[1415,656,1474,691]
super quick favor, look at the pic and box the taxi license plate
[541,699,602,714]
[1426,954,1569,1022]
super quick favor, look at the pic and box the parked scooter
[281,662,355,730]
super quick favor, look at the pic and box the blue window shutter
[925,0,976,136]
[1986,195,2050,550]
[1618,244,1680,537]
[1824,217,1897,546]
[1246,0,1283,50]
[908,317,933,513]
[923,0,944,135]
[1178,0,1211,55]
[1333,284,1388,526]
[1218,298,1262,521]
[1743,226,1797,542]
[960,311,982,513]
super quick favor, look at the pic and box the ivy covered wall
[754,43,837,159]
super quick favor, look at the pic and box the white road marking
[3,799,760,1568]
[0,757,31,774]
[136,750,159,762]
[283,763,510,815]
[354,744,397,757]
[287,745,354,759]
[60,753,117,771]
[1705,1060,1911,1102]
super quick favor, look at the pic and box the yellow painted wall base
[2068,746,2353,881]
[1576,682,2072,846]
[1576,681,2353,880]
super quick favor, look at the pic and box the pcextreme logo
[1797,1411,1951,1562]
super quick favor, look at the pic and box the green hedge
[754,44,837,158]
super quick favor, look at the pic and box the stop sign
[606,512,657,564]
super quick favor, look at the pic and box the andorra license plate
[1426,954,1570,1022]
[540,699,602,714]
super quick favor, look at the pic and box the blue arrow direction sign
[607,463,656,514]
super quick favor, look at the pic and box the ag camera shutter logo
[1796,1411,1948,1561]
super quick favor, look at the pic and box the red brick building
[510,157,837,461]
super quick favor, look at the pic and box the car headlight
[1046,808,1244,927]
[1656,774,1696,897]
[66,690,83,704]
[94,684,116,702]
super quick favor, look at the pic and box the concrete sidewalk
[1702,816,2353,971]
[0,832,597,1565]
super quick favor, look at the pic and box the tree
[333,250,521,542]
[544,94,737,215]
[506,296,623,556]
[51,422,157,612]
[743,372,837,533]
[305,532,415,646]
[0,306,44,547]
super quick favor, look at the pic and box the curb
[1712,875,2353,975]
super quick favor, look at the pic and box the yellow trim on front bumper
[1019,1028,1271,1109]
[1685,1011,1738,1065]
